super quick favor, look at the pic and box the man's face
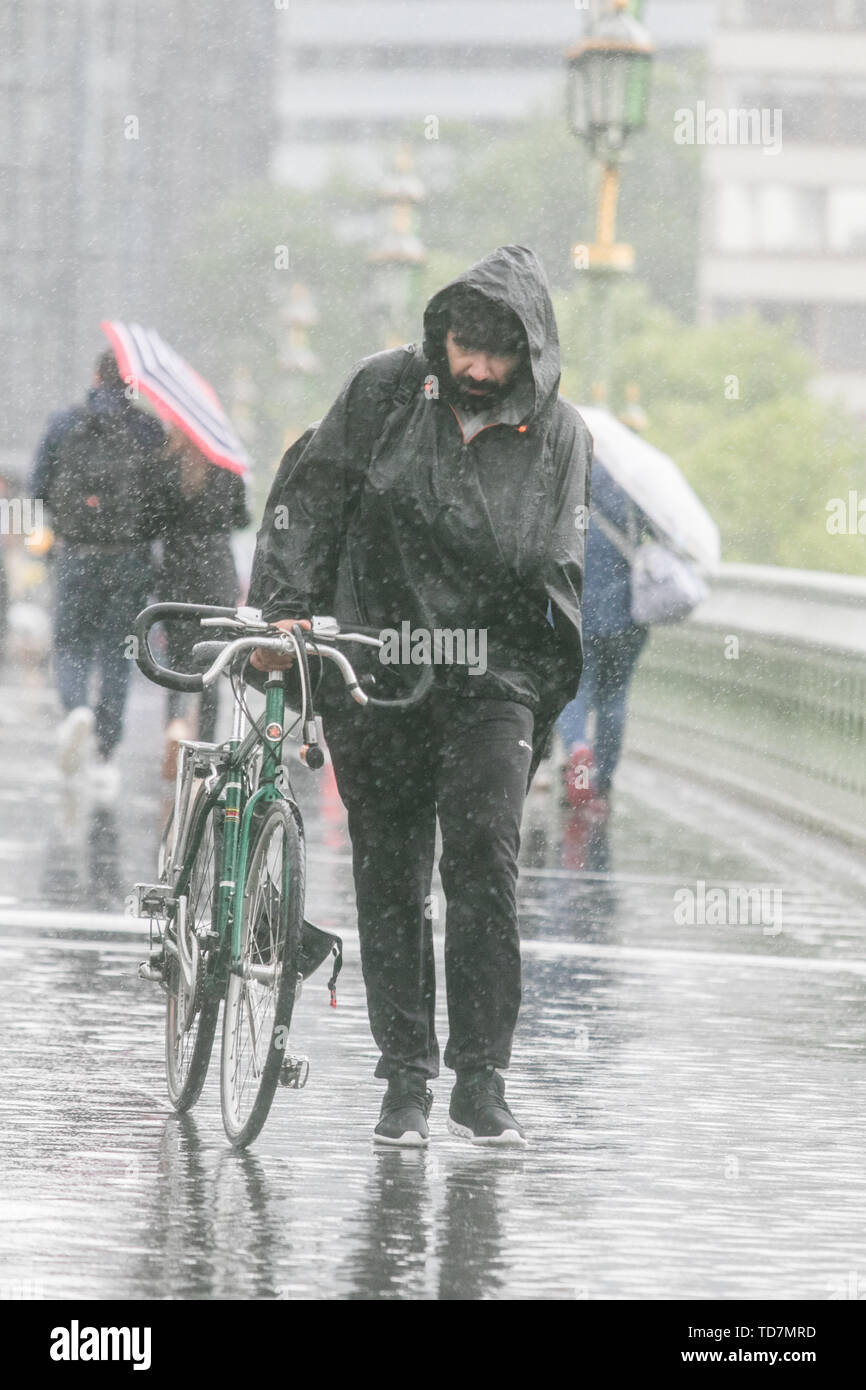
[444,329,521,410]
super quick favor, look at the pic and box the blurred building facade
[5,0,866,465]
[0,0,275,463]
[271,0,714,187]
[699,0,866,412]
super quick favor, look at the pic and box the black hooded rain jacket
[248,245,593,747]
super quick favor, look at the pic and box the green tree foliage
[557,280,866,574]
[169,57,705,488]
[417,56,703,318]
[166,180,378,497]
[169,53,865,574]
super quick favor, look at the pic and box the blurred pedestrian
[30,349,165,795]
[155,425,250,776]
[559,455,650,812]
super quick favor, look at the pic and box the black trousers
[323,689,534,1080]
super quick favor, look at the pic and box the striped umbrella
[100,320,250,475]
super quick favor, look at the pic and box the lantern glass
[566,9,654,155]
[624,50,653,130]
[573,50,652,133]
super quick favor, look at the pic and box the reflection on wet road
[2,673,866,1300]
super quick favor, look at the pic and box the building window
[756,185,825,253]
[756,301,818,353]
[815,304,866,370]
[736,0,866,28]
[716,183,754,252]
[285,45,559,71]
[828,189,866,253]
[713,184,827,254]
[738,86,866,146]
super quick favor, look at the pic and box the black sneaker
[373,1072,434,1148]
[448,1066,527,1147]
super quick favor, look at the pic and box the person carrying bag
[592,507,709,627]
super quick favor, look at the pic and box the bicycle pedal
[130,883,176,919]
[279,1055,310,1089]
[139,960,165,985]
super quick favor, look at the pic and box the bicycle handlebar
[133,603,240,693]
[133,603,434,710]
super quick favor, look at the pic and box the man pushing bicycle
[248,246,592,1147]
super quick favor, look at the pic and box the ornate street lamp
[566,0,654,403]
[229,362,259,446]
[278,281,320,446]
[368,146,426,349]
[278,281,320,377]
[567,0,654,167]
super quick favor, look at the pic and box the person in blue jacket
[558,454,649,810]
[30,350,165,795]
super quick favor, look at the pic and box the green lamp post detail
[566,0,654,402]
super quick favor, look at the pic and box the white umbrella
[573,404,721,570]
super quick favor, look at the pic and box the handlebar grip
[133,602,238,693]
[363,660,435,709]
[322,623,434,709]
[191,641,230,669]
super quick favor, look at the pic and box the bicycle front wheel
[165,801,222,1111]
[220,800,304,1148]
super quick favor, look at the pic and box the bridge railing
[625,564,866,847]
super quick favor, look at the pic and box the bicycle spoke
[244,988,260,1075]
[221,804,302,1146]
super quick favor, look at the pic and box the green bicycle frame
[174,671,292,979]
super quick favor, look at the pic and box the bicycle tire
[219,800,304,1148]
[164,801,223,1112]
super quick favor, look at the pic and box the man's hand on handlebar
[249,618,312,672]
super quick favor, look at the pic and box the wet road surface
[2,668,866,1300]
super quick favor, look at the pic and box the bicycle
[129,602,431,1148]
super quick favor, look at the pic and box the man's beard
[444,364,518,411]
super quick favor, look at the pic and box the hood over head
[422,244,561,422]
[87,382,132,418]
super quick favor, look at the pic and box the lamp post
[278,281,320,446]
[368,145,426,349]
[566,0,654,405]
[229,362,259,448]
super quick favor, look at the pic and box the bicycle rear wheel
[165,801,223,1111]
[220,800,304,1148]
